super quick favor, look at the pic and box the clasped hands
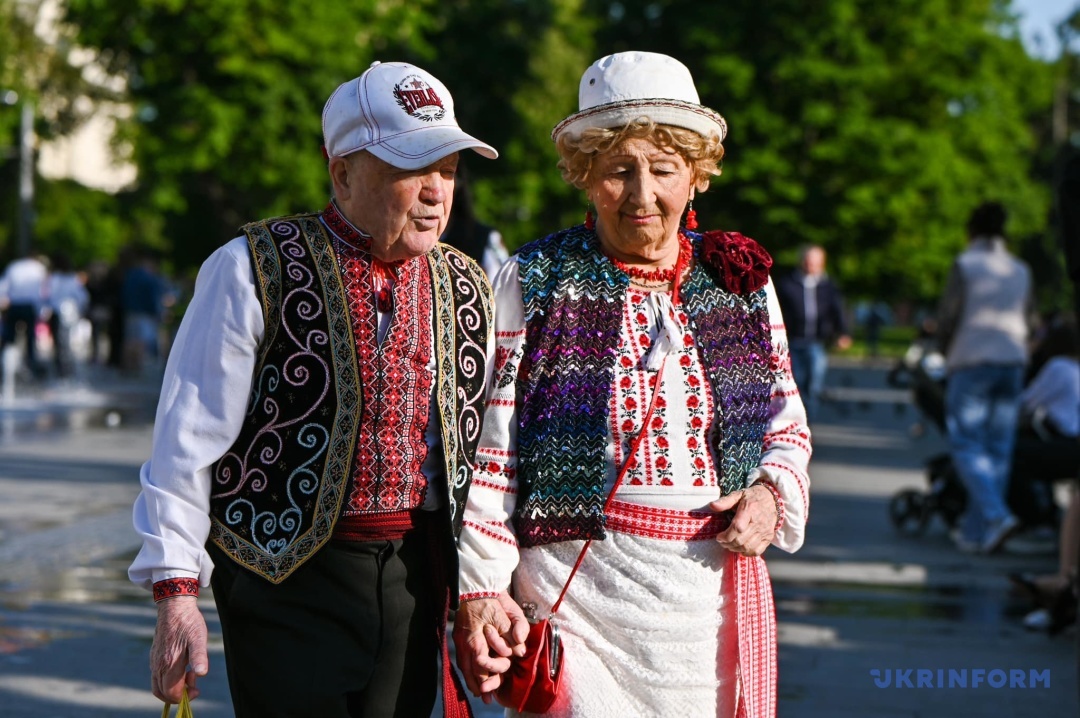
[452,591,530,703]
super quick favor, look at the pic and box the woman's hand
[452,592,530,702]
[711,484,778,556]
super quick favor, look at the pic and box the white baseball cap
[552,52,727,144]
[322,61,498,169]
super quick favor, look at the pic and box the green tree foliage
[64,0,439,267]
[585,0,1055,305]
[32,180,157,266]
[421,0,596,243]
[54,0,1058,309]
[0,0,113,257]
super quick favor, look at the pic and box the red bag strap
[548,352,668,617]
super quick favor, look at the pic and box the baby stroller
[886,336,966,534]
[886,329,1070,536]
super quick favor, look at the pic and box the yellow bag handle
[161,686,193,718]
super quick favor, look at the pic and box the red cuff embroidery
[459,591,501,603]
[756,479,785,533]
[153,578,199,602]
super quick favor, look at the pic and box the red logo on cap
[393,75,445,122]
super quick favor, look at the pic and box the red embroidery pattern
[605,499,731,541]
[471,477,517,494]
[463,519,518,546]
[610,290,716,489]
[333,238,434,514]
[152,578,199,602]
[459,591,502,603]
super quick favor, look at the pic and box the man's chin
[387,232,441,261]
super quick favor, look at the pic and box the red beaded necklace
[607,234,692,285]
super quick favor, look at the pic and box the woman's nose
[627,169,657,205]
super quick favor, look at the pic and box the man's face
[802,247,826,276]
[331,151,458,262]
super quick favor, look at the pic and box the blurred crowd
[0,246,178,385]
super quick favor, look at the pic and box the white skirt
[508,501,739,718]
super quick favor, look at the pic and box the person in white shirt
[46,253,90,378]
[937,201,1034,554]
[129,61,497,717]
[0,254,49,379]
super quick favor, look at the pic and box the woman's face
[588,136,695,261]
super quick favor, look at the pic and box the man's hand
[150,596,208,703]
[453,592,530,701]
[711,484,778,557]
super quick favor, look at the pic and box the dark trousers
[1,303,43,377]
[208,533,438,718]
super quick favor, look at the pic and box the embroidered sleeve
[458,258,525,597]
[748,278,811,552]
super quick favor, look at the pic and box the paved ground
[0,363,1075,717]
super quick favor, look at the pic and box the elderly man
[129,61,496,718]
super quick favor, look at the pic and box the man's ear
[329,156,352,200]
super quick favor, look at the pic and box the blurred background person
[774,244,852,422]
[84,260,114,367]
[439,165,509,279]
[0,253,50,381]
[46,252,90,380]
[1008,318,1080,535]
[120,248,169,376]
[937,201,1033,554]
[1008,319,1079,634]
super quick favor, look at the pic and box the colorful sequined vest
[513,226,773,548]
[208,212,492,583]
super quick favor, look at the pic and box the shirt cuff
[459,591,502,603]
[153,577,200,602]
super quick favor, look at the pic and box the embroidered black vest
[512,226,773,548]
[208,212,492,583]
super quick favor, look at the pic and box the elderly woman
[453,51,811,718]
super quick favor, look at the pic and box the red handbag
[497,614,563,712]
[497,354,669,714]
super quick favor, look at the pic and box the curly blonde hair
[555,117,724,191]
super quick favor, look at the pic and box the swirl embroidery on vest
[212,220,332,556]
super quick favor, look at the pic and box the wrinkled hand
[151,596,208,704]
[453,592,529,702]
[711,484,778,556]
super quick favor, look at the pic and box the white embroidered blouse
[458,259,812,600]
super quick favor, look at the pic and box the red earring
[685,201,698,230]
[585,206,595,230]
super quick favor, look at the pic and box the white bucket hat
[551,52,727,144]
[322,61,498,170]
